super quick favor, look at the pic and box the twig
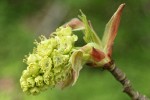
[104,61,149,100]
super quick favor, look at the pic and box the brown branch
[104,61,149,100]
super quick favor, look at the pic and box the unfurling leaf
[102,3,125,57]
[79,11,102,47]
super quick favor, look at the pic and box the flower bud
[35,76,44,87]
[30,87,40,95]
[26,54,41,65]
[20,81,28,92]
[26,77,35,87]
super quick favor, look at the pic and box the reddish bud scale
[64,18,84,30]
[91,48,105,62]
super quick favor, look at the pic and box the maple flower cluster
[20,26,78,95]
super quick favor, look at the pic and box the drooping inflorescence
[20,26,78,95]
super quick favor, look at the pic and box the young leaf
[102,3,125,57]
[79,11,102,47]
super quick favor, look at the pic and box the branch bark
[104,61,149,100]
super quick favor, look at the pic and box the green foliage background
[0,0,150,100]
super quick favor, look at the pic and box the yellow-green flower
[20,26,80,95]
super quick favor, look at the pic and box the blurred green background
[0,0,150,100]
